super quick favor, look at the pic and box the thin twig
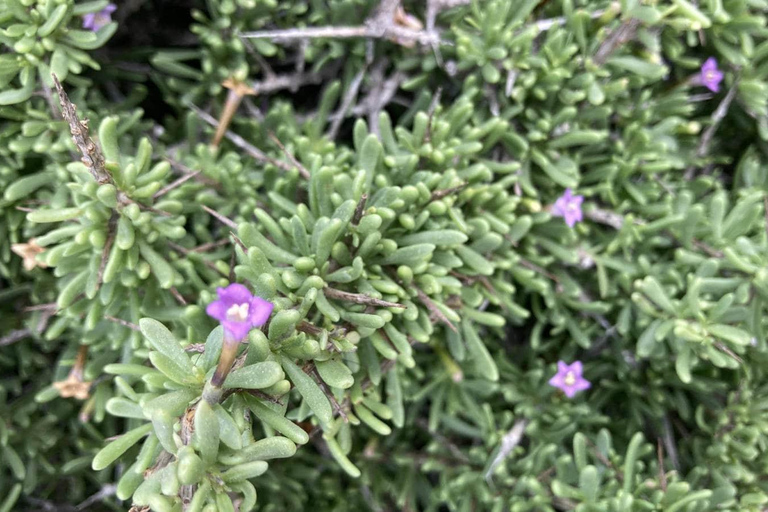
[714,341,743,365]
[327,69,367,140]
[324,286,405,308]
[662,415,680,471]
[352,194,368,225]
[424,87,442,144]
[202,205,238,229]
[190,239,230,252]
[229,232,248,253]
[153,169,202,198]
[266,131,310,179]
[657,439,667,492]
[0,328,31,347]
[76,483,117,511]
[593,18,640,66]
[170,287,188,306]
[684,81,740,179]
[239,24,445,47]
[535,8,606,32]
[105,316,140,331]
[309,363,348,421]
[429,183,467,202]
[187,103,296,174]
[415,287,457,332]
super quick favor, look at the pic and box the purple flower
[549,361,591,398]
[552,188,584,228]
[82,4,116,31]
[206,284,273,341]
[699,57,724,93]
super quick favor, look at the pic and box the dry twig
[52,74,111,184]
[324,286,405,308]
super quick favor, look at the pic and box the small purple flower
[552,189,584,228]
[699,57,724,93]
[549,361,591,398]
[82,4,116,31]
[206,284,273,341]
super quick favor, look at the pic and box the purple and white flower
[82,4,116,31]
[552,189,584,228]
[206,283,273,341]
[549,360,591,398]
[698,57,724,93]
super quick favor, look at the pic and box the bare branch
[352,194,368,225]
[187,103,296,174]
[327,69,367,140]
[324,286,406,308]
[0,328,31,347]
[430,182,467,202]
[266,131,310,179]
[153,168,202,198]
[202,205,238,229]
[105,315,140,331]
[415,287,457,332]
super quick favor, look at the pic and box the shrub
[2,0,768,510]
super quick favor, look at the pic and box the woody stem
[203,333,239,403]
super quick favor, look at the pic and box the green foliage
[3,0,768,510]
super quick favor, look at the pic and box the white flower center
[226,302,249,322]
[564,371,576,386]
[705,70,715,82]
[566,202,578,212]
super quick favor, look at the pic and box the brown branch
[105,315,140,331]
[352,194,368,225]
[297,321,324,336]
[51,74,111,184]
[586,438,624,482]
[187,103,296,174]
[309,363,348,422]
[657,439,667,492]
[229,231,248,253]
[202,205,238,229]
[429,183,467,202]
[266,131,310,179]
[170,287,188,306]
[593,18,640,66]
[324,286,405,308]
[153,168,202,199]
[415,287,457,332]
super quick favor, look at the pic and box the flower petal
[549,374,565,389]
[574,378,591,392]
[570,360,583,376]
[224,320,251,341]
[217,283,253,305]
[702,57,718,72]
[206,300,228,322]
[248,296,274,327]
